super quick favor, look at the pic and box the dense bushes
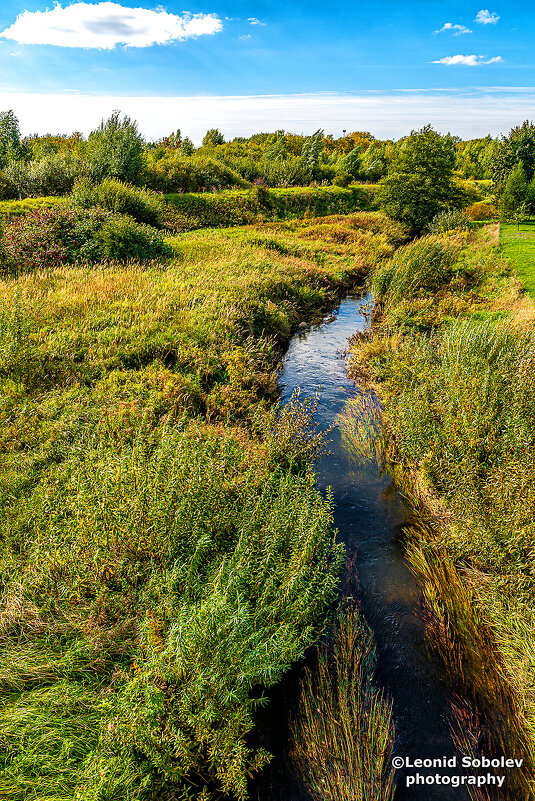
[2,151,86,198]
[70,177,163,227]
[144,151,247,192]
[163,185,372,231]
[1,206,169,274]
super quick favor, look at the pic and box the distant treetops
[0,109,533,228]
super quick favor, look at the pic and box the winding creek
[252,294,470,801]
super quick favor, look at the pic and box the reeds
[290,605,396,801]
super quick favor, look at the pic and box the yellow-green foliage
[0,196,65,218]
[291,606,396,801]
[0,212,401,800]
[162,185,374,231]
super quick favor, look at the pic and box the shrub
[427,208,471,234]
[466,202,499,221]
[332,171,352,187]
[3,151,87,198]
[1,206,169,274]
[144,152,247,193]
[94,215,170,261]
[163,186,371,231]
[71,177,163,227]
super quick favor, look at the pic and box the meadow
[0,210,405,800]
[500,220,535,296]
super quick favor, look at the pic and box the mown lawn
[501,220,535,295]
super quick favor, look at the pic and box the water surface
[252,295,468,801]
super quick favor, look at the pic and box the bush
[1,206,169,274]
[70,177,163,227]
[332,171,352,187]
[144,152,247,193]
[163,185,371,231]
[3,151,87,198]
[466,202,499,221]
[427,208,471,234]
[94,215,170,261]
[372,236,459,304]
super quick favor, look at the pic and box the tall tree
[86,110,144,184]
[500,162,528,226]
[377,124,465,234]
[493,120,535,193]
[0,110,24,168]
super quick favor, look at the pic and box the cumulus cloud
[0,2,223,49]
[435,23,473,35]
[433,54,503,66]
[247,17,265,25]
[475,9,500,24]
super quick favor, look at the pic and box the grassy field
[501,220,535,296]
[0,211,405,801]
[349,225,535,796]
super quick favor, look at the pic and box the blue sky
[0,1,533,141]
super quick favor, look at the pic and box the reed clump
[290,605,396,801]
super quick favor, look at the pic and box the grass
[500,220,535,296]
[348,226,535,795]
[0,211,405,800]
[290,605,396,801]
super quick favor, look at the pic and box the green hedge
[0,196,66,219]
[162,185,375,231]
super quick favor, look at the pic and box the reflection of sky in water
[277,295,469,801]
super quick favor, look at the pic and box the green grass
[291,606,396,801]
[349,227,535,794]
[501,220,535,296]
[0,211,404,800]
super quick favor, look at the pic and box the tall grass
[0,212,404,799]
[290,606,396,801]
[350,228,535,794]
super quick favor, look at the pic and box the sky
[0,0,533,142]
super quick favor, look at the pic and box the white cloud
[247,17,265,26]
[0,2,223,49]
[433,54,503,66]
[435,23,473,35]
[475,9,500,24]
[0,89,532,143]
[238,34,251,40]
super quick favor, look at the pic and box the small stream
[252,294,470,801]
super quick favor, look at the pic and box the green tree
[86,110,144,184]
[202,128,225,147]
[526,175,535,218]
[0,110,24,167]
[500,162,528,227]
[493,120,535,193]
[339,147,361,180]
[377,124,465,234]
[301,130,324,179]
